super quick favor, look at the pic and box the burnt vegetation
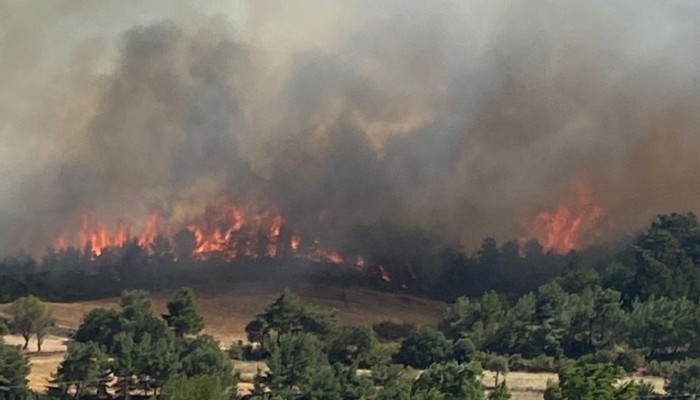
[0,221,581,303]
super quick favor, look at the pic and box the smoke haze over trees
[2,1,700,256]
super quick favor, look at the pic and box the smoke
[2,0,700,255]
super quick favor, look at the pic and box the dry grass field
[0,281,667,399]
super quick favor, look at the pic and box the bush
[228,340,245,360]
[577,350,618,366]
[327,325,379,367]
[453,338,477,364]
[412,361,485,399]
[666,359,700,395]
[228,341,268,361]
[615,349,645,373]
[507,354,558,373]
[161,375,226,400]
[646,360,683,378]
[363,342,399,368]
[372,321,416,342]
[394,327,452,369]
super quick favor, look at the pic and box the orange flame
[321,251,344,264]
[530,183,603,253]
[290,233,301,252]
[188,202,248,259]
[51,201,378,275]
[74,214,131,256]
[137,213,163,250]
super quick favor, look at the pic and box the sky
[2,1,700,256]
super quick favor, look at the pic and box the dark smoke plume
[2,1,700,255]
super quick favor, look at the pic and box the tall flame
[52,201,357,266]
[529,183,603,253]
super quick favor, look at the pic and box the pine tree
[0,339,30,398]
[164,288,204,337]
[53,341,110,398]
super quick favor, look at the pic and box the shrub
[394,327,452,369]
[507,354,558,373]
[453,338,477,364]
[372,321,416,342]
[229,341,269,361]
[327,325,379,367]
[412,361,485,399]
[577,350,618,366]
[666,359,700,395]
[615,349,645,373]
[646,360,683,378]
[161,375,226,400]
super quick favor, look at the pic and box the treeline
[1,288,233,400]
[4,288,700,399]
[239,286,700,399]
[3,211,700,308]
[0,223,583,304]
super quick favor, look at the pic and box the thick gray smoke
[2,1,700,255]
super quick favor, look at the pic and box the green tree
[256,289,337,344]
[0,339,30,399]
[452,338,476,364]
[164,288,204,337]
[544,363,638,400]
[10,295,53,351]
[298,365,342,400]
[665,358,700,395]
[375,374,412,400]
[412,361,485,400]
[395,326,452,369]
[178,335,237,389]
[628,296,698,358]
[109,290,180,397]
[111,332,137,399]
[119,289,153,322]
[330,363,374,399]
[608,213,700,303]
[132,332,180,396]
[265,332,327,393]
[562,287,626,357]
[327,325,379,367]
[439,291,506,346]
[53,341,110,398]
[161,375,226,400]
[484,354,509,386]
[73,308,123,352]
[34,311,55,353]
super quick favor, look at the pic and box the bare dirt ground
[0,282,668,399]
[1,281,447,344]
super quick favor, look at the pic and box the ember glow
[378,266,391,282]
[529,184,604,253]
[52,201,359,265]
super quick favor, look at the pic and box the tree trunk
[22,333,30,350]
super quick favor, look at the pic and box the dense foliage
[50,289,237,398]
[5,212,700,398]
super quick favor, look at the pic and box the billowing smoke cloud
[2,0,700,255]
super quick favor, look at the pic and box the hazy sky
[2,1,700,255]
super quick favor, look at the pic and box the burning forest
[2,1,700,290]
[51,201,361,266]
